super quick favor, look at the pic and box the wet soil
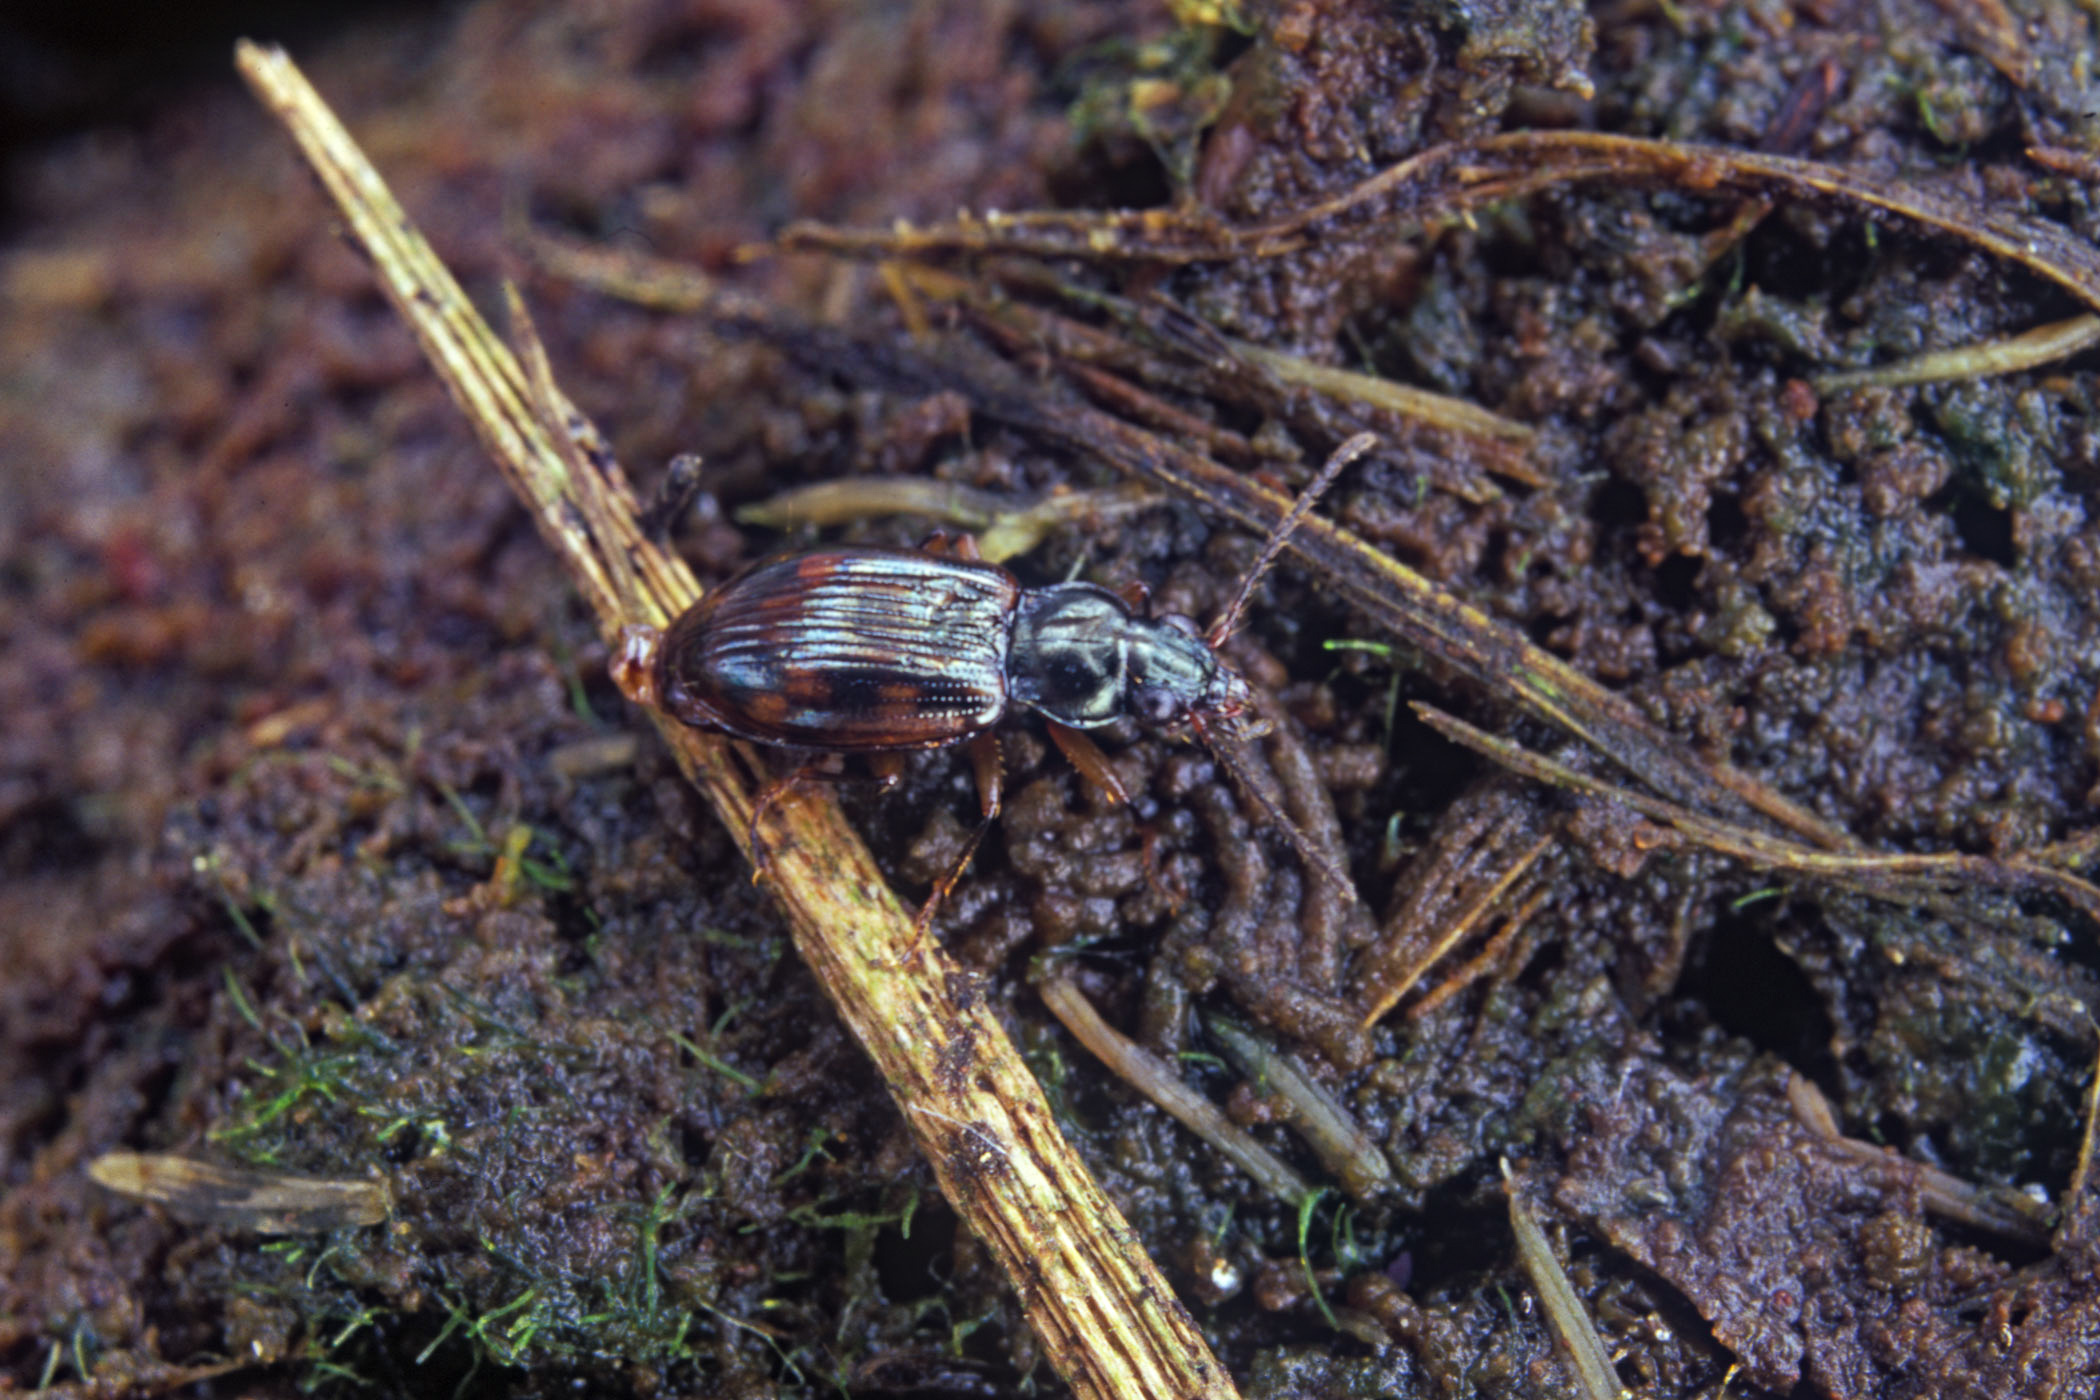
[3,0,2098,1397]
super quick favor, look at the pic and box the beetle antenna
[1209,431,1379,647]
[1193,711,1359,905]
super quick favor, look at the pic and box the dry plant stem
[737,477,1163,563]
[780,132,2100,316]
[1202,1015,1392,1200]
[1041,976,1313,1207]
[876,258,935,341]
[1357,830,1556,1026]
[1813,314,2100,391]
[2028,144,2100,181]
[1255,133,2100,313]
[235,42,1238,1400]
[1414,704,2100,921]
[1228,339,1536,448]
[2061,1040,2100,1248]
[1349,779,1547,1016]
[1061,357,1272,467]
[1408,882,1553,1019]
[1501,1160,1629,1400]
[737,477,1020,532]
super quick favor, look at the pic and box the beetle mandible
[618,434,1378,916]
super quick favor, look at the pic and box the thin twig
[1228,339,1537,449]
[2057,1041,2100,1247]
[1408,883,1553,1019]
[735,478,1163,564]
[1358,831,1555,1026]
[88,1153,389,1233]
[1042,976,1313,1206]
[778,132,2100,320]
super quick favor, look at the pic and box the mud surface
[3,1,2098,1396]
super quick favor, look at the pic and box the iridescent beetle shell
[656,548,1020,750]
[651,546,1251,750]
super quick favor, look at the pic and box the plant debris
[4,0,2098,1395]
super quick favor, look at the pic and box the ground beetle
[619,434,1377,916]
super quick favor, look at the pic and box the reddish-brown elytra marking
[623,434,1380,923]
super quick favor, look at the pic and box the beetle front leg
[638,452,705,539]
[1045,721,1129,807]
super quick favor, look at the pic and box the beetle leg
[745,754,848,882]
[746,765,808,884]
[916,529,983,562]
[969,731,1003,818]
[1045,721,1129,806]
[866,751,908,791]
[911,733,1002,936]
[1190,710,1357,905]
[1115,577,1150,612]
[914,823,987,936]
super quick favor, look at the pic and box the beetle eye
[1134,686,1182,725]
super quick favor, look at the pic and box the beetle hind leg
[745,763,810,885]
[745,754,852,883]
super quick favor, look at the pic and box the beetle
[619,433,1377,916]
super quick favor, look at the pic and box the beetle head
[1124,611,1250,734]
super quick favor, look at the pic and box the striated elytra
[650,545,1251,752]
